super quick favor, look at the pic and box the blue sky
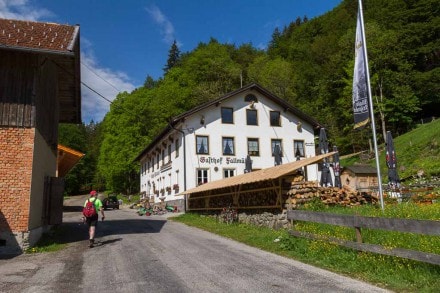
[0,0,342,123]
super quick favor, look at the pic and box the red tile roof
[0,18,79,54]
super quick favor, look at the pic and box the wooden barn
[0,18,81,252]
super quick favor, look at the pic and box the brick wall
[0,127,35,232]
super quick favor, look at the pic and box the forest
[59,0,439,195]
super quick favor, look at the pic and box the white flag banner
[352,9,370,129]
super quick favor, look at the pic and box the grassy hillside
[341,119,440,182]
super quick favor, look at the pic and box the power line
[51,58,115,105]
[81,61,121,92]
[81,82,113,104]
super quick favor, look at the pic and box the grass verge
[25,226,68,254]
[171,204,440,293]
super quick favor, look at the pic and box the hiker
[82,190,105,248]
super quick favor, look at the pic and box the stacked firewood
[285,181,319,209]
[284,180,378,209]
[318,186,378,206]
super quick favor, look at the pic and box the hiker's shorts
[85,215,99,227]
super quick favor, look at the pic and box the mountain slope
[341,119,440,181]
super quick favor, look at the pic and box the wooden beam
[188,186,278,199]
[287,210,440,235]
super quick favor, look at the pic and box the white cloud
[0,0,52,20]
[0,0,137,124]
[81,46,136,123]
[145,4,175,44]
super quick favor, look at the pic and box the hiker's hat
[90,190,97,196]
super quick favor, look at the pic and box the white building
[135,84,323,209]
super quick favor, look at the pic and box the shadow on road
[63,205,83,212]
[60,197,168,246]
[93,238,123,247]
[54,218,167,245]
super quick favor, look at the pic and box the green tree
[248,56,295,102]
[97,89,153,194]
[181,38,242,101]
[58,122,102,194]
[163,40,181,74]
[143,75,157,89]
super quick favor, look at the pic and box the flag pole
[358,0,385,210]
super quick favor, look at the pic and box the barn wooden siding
[0,50,36,127]
[0,50,59,150]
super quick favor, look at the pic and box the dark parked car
[102,195,119,210]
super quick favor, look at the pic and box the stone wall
[237,210,291,229]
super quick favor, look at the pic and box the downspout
[169,122,187,212]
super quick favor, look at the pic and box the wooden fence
[287,210,440,265]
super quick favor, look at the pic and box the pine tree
[143,75,156,89]
[163,40,181,74]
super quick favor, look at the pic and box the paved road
[0,195,390,293]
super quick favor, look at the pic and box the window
[197,169,208,185]
[152,158,154,171]
[246,109,258,125]
[247,138,259,156]
[221,107,233,124]
[196,136,209,154]
[168,145,172,162]
[175,139,180,158]
[162,149,165,165]
[271,139,283,156]
[294,140,305,158]
[224,169,235,178]
[156,154,159,168]
[222,137,235,155]
[270,111,281,126]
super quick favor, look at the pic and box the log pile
[318,186,378,206]
[284,180,378,209]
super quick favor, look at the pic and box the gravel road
[0,195,390,293]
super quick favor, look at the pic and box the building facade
[136,84,322,209]
[0,18,81,252]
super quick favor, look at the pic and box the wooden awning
[57,144,85,177]
[179,152,336,196]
